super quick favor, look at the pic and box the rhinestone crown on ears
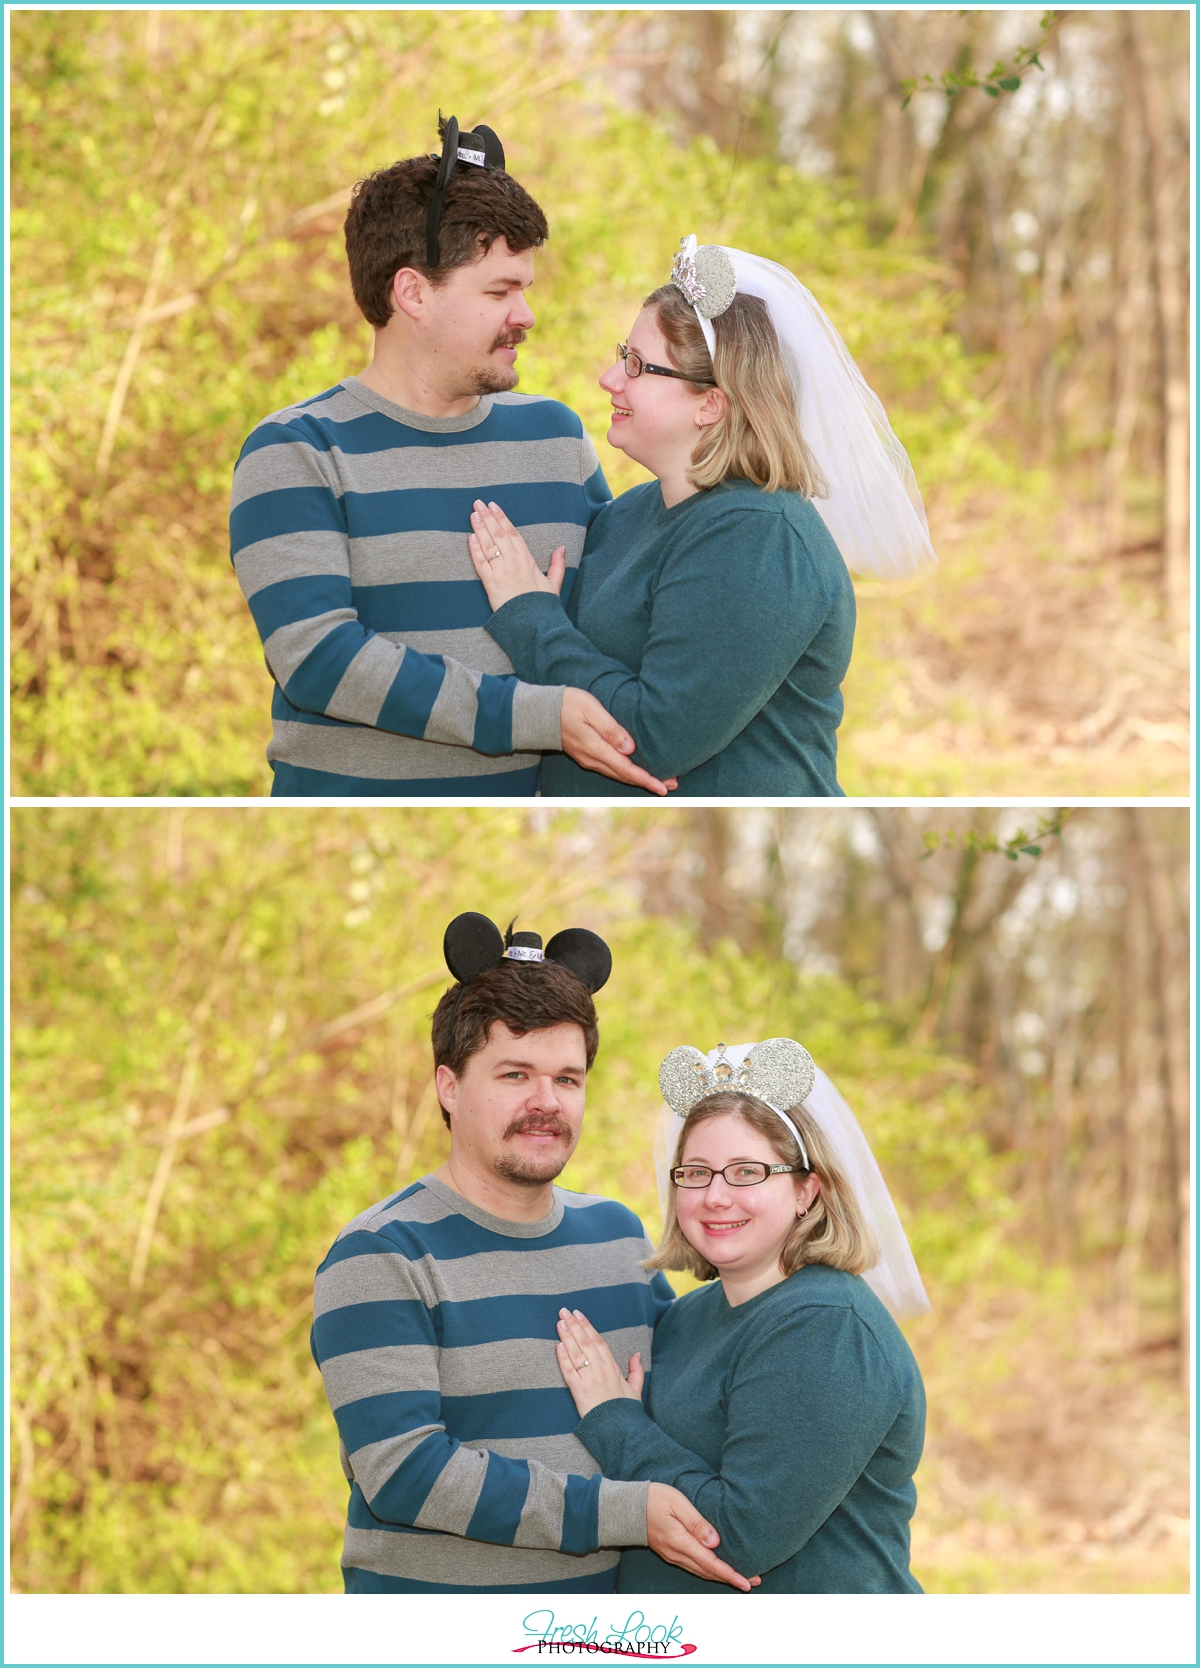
[658,1037,816,1118]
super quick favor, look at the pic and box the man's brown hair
[430,963,600,1129]
[345,154,550,328]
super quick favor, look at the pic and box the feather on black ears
[443,912,611,993]
[426,112,507,268]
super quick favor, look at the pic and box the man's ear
[391,265,432,322]
[695,386,727,429]
[435,1063,458,1116]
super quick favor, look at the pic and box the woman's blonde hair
[644,283,826,497]
[644,1090,879,1283]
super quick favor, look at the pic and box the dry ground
[909,1288,1191,1593]
[841,491,1191,799]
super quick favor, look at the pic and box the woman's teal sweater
[484,479,856,796]
[575,1264,925,1593]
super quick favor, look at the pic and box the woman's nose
[598,363,623,394]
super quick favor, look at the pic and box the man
[231,117,668,796]
[310,918,752,1592]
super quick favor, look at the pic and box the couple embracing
[232,117,935,799]
[311,914,930,1593]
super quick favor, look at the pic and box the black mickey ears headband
[426,112,507,268]
[443,912,612,994]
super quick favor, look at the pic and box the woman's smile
[699,1215,751,1235]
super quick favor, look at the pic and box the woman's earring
[796,1205,808,1219]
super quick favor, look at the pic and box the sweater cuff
[486,589,567,661]
[596,1478,650,1548]
[511,681,564,752]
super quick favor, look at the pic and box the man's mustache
[491,327,528,352]
[504,1112,572,1141]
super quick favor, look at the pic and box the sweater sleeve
[574,1305,906,1577]
[484,507,831,778]
[230,423,563,755]
[312,1230,649,1553]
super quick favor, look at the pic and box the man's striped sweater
[311,1174,676,1592]
[231,378,611,796]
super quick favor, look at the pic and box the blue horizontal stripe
[283,620,380,714]
[441,1386,581,1442]
[342,482,589,539]
[312,1298,436,1364]
[434,1286,664,1351]
[269,762,542,798]
[231,484,345,557]
[374,647,447,741]
[471,674,515,755]
[353,579,493,633]
[343,1564,618,1594]
[318,1200,647,1268]
[350,567,577,634]
[248,573,351,642]
[466,1453,530,1547]
[236,418,334,462]
[561,1472,603,1556]
[366,1428,454,1524]
[336,1388,442,1456]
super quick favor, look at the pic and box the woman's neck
[657,466,700,509]
[719,1261,789,1308]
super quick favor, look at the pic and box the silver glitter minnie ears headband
[658,1037,815,1169]
[669,234,738,358]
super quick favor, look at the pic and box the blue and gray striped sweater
[311,1174,676,1592]
[231,378,611,796]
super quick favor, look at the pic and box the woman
[552,1038,930,1592]
[467,238,935,796]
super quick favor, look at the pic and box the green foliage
[919,810,1071,863]
[9,9,1011,795]
[899,10,1062,107]
[11,806,1027,1592]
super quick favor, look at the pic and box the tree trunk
[1131,14,1190,634]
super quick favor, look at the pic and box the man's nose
[510,293,535,330]
[528,1074,563,1110]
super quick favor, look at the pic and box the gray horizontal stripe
[263,610,355,687]
[342,1526,618,1587]
[266,719,540,780]
[322,436,589,496]
[459,1433,600,1474]
[375,625,517,676]
[412,1442,490,1536]
[235,530,350,599]
[324,636,410,731]
[512,682,563,753]
[434,1240,657,1300]
[439,1328,652,1397]
[314,1249,436,1318]
[315,1239,656,1319]
[321,1343,440,1412]
[230,441,341,509]
[347,524,585,587]
[349,1426,443,1504]
[424,658,483,749]
[339,1186,456,1238]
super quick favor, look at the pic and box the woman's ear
[695,386,726,429]
[794,1171,821,1214]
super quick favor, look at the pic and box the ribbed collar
[341,376,494,433]
[418,1173,566,1238]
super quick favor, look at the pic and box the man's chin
[468,362,520,397]
[494,1148,571,1187]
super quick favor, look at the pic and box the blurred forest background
[10,805,1190,1594]
[9,8,1191,798]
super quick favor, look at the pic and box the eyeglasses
[671,1161,806,1189]
[615,342,716,386]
